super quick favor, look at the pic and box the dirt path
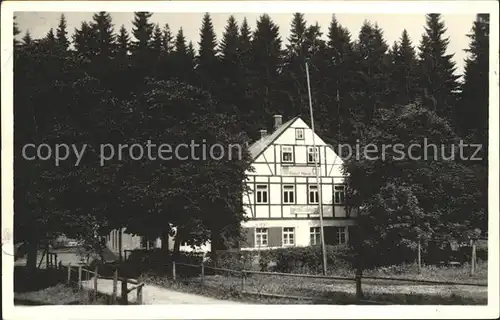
[82,278,244,304]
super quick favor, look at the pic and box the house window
[310,227,321,245]
[334,185,346,204]
[296,128,304,140]
[283,227,295,246]
[282,146,294,163]
[283,185,295,204]
[255,228,268,247]
[336,227,347,244]
[308,185,319,204]
[307,147,319,163]
[256,185,268,204]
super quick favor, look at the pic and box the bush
[207,250,256,271]
[207,246,355,275]
[273,245,354,274]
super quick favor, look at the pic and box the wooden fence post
[241,271,246,292]
[200,262,204,285]
[471,240,477,275]
[355,268,363,301]
[417,240,422,273]
[137,285,143,305]
[78,266,82,289]
[172,260,176,281]
[54,254,58,269]
[67,264,71,285]
[93,265,99,299]
[112,269,118,304]
[121,279,128,305]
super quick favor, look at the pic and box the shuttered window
[283,227,295,246]
[255,228,268,247]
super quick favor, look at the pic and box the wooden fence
[170,260,487,305]
[46,252,145,304]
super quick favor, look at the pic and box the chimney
[273,115,283,130]
[259,129,268,139]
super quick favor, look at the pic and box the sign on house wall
[291,205,318,214]
[281,166,317,176]
[291,205,334,215]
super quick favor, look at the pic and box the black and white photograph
[2,1,499,319]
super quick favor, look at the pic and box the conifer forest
[13,12,490,269]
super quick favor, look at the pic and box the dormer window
[295,128,304,140]
[282,146,293,163]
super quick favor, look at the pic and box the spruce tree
[218,16,242,114]
[46,28,56,44]
[174,27,187,54]
[233,17,254,133]
[282,13,308,118]
[162,23,174,54]
[151,23,164,55]
[131,12,154,55]
[389,29,419,106]
[249,14,283,130]
[325,15,357,145]
[14,15,21,36]
[418,14,460,121]
[42,28,58,53]
[197,13,219,91]
[282,14,328,123]
[171,28,193,83]
[237,17,253,68]
[113,25,134,100]
[354,21,389,124]
[56,14,70,52]
[73,22,98,58]
[220,15,239,62]
[459,14,489,162]
[187,41,196,61]
[91,11,115,57]
[116,25,130,57]
[22,31,33,46]
[219,16,240,83]
[14,15,21,46]
[287,13,307,53]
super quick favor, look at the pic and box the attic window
[296,128,304,140]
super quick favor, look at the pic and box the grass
[14,283,111,305]
[139,261,488,305]
[13,266,133,306]
[362,262,487,284]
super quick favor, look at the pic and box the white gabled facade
[106,115,355,257]
[240,115,356,250]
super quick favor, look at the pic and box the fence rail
[46,252,145,305]
[171,260,486,305]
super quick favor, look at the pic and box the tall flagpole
[305,60,328,275]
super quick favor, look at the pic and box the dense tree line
[14,12,489,269]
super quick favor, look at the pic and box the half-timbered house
[240,115,356,249]
[105,114,355,257]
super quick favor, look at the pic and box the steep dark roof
[248,117,299,160]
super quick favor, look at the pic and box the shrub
[195,246,355,275]
[207,250,256,271]
[273,245,354,274]
[258,250,273,271]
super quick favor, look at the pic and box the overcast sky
[16,12,476,76]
